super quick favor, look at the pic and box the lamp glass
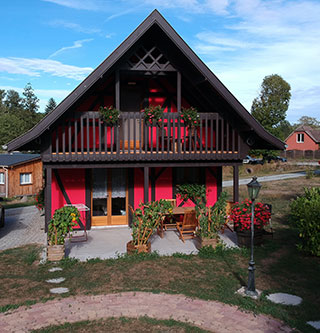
[247,177,261,200]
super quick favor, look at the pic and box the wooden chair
[176,210,198,242]
[163,199,177,231]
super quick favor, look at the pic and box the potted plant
[99,106,120,126]
[180,106,200,128]
[229,199,271,247]
[128,200,172,254]
[142,105,164,126]
[47,206,79,261]
[176,184,228,248]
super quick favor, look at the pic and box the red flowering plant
[35,187,44,211]
[229,199,271,231]
[180,106,200,128]
[142,105,164,126]
[99,106,120,126]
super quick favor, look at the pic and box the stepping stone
[48,267,63,272]
[46,277,65,284]
[50,287,69,294]
[266,293,302,306]
[307,321,320,330]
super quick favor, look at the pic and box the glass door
[91,169,127,226]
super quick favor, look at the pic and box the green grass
[32,316,209,333]
[1,200,36,209]
[0,177,320,332]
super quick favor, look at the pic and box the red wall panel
[286,131,319,151]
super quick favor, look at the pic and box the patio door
[91,169,128,226]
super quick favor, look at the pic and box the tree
[22,82,39,114]
[251,74,291,136]
[4,89,23,113]
[45,98,57,114]
[294,116,320,129]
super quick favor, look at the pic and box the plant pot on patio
[236,229,263,248]
[47,245,65,261]
[197,236,219,249]
[126,240,151,254]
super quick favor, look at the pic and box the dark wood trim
[217,166,222,198]
[115,70,120,110]
[128,168,134,226]
[177,71,181,112]
[233,165,239,203]
[144,166,149,203]
[85,169,91,230]
[45,167,52,232]
[151,168,156,201]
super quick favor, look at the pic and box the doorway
[91,169,128,226]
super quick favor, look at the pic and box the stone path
[0,292,292,332]
[0,206,46,250]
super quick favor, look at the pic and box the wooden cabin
[7,10,284,231]
[0,153,42,198]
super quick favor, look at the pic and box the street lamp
[245,176,262,297]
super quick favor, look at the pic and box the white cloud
[49,39,93,58]
[42,0,101,11]
[48,20,101,34]
[0,57,93,81]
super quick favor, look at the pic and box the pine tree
[45,98,57,114]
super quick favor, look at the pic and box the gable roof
[7,10,284,152]
[291,125,320,143]
[0,153,40,167]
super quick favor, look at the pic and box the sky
[0,0,319,124]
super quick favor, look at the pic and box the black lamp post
[245,176,261,297]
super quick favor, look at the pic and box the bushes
[290,187,320,256]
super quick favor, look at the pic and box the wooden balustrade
[44,111,241,162]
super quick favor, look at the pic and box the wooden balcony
[43,111,243,163]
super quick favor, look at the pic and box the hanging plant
[180,106,200,128]
[99,106,120,126]
[142,105,164,126]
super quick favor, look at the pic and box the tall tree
[295,116,320,129]
[4,89,23,113]
[251,74,291,136]
[45,98,57,114]
[22,82,39,114]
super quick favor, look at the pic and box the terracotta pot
[236,229,263,248]
[47,245,65,261]
[127,241,151,254]
[198,237,219,249]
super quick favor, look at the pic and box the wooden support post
[177,71,181,112]
[144,166,149,203]
[217,166,222,198]
[115,70,120,110]
[45,167,52,233]
[233,165,239,203]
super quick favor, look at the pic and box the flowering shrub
[142,105,164,126]
[35,187,44,211]
[48,206,80,245]
[230,199,270,231]
[99,106,120,126]
[180,106,200,128]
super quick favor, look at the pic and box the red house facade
[7,10,284,230]
[285,126,320,151]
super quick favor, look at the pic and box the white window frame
[0,172,4,185]
[20,173,32,185]
[296,133,304,143]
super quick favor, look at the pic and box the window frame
[0,172,4,185]
[20,172,32,185]
[296,133,304,143]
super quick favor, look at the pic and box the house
[7,10,284,231]
[285,125,320,151]
[0,153,43,198]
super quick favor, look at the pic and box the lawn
[0,176,319,332]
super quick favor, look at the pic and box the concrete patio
[65,227,237,261]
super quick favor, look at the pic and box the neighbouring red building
[285,125,320,151]
[7,10,284,231]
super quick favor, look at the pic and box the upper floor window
[297,133,304,143]
[20,173,32,185]
[0,172,4,184]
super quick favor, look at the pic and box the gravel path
[0,292,292,332]
[0,206,46,250]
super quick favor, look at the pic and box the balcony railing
[43,111,242,162]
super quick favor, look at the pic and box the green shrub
[290,187,320,256]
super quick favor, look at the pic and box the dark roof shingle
[0,153,40,167]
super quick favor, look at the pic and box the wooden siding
[43,111,244,163]
[7,160,43,197]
